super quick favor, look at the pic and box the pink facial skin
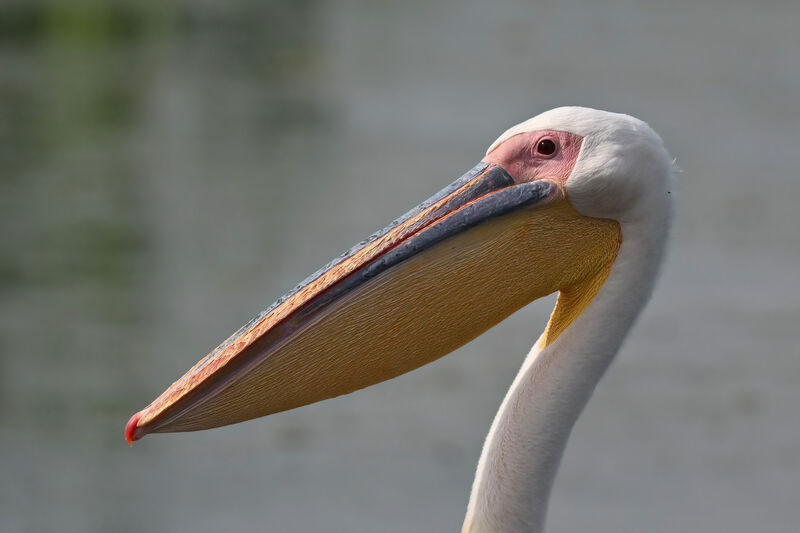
[483,130,583,190]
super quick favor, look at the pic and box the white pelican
[126,107,674,533]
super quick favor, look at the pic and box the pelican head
[125,109,674,525]
[125,106,673,440]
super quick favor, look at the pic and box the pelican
[125,107,674,533]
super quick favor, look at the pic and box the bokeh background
[2,1,799,532]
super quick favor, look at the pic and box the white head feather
[488,106,675,223]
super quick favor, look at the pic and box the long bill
[125,161,620,443]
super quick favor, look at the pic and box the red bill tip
[124,412,142,446]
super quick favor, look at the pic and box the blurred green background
[1,1,799,532]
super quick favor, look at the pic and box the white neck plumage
[463,211,670,533]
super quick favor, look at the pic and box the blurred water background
[1,1,799,532]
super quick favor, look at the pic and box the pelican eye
[536,138,557,156]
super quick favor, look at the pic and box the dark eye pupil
[537,139,556,155]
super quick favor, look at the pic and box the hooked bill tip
[124,412,142,446]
